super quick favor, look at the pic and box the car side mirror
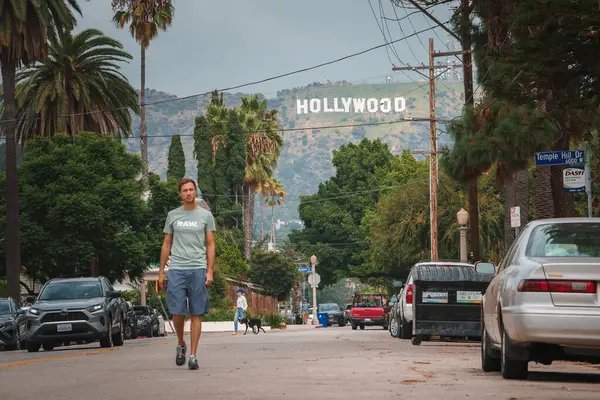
[393,280,403,288]
[25,296,36,304]
[474,261,495,275]
[16,309,25,316]
[108,291,121,299]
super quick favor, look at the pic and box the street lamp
[310,255,319,325]
[456,208,469,262]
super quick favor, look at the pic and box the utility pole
[428,39,439,261]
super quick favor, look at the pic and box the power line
[0,23,447,126]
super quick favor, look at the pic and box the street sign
[563,167,586,193]
[307,273,321,287]
[297,266,311,273]
[534,150,585,166]
[510,206,521,228]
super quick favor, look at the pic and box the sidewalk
[164,321,322,333]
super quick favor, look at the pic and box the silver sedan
[475,218,600,380]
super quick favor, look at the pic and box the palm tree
[261,178,286,248]
[239,95,283,259]
[112,0,174,185]
[13,28,140,141]
[0,0,81,302]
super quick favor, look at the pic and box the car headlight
[28,308,41,315]
[86,304,104,313]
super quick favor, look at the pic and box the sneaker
[175,343,186,366]
[188,355,199,370]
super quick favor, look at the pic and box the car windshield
[355,296,382,307]
[38,281,103,301]
[526,223,600,257]
[0,301,10,315]
[319,304,339,311]
[134,307,150,316]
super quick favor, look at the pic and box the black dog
[239,315,266,335]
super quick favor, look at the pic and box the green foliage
[249,250,297,301]
[146,174,181,263]
[215,231,250,277]
[263,312,283,328]
[167,135,186,180]
[289,139,398,286]
[0,280,7,298]
[3,132,150,283]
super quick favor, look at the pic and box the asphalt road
[1,326,599,399]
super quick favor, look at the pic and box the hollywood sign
[296,97,406,115]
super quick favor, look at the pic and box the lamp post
[310,255,319,325]
[456,208,469,262]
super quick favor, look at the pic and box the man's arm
[160,234,173,276]
[205,231,215,285]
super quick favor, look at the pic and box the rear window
[526,223,600,257]
[354,295,383,307]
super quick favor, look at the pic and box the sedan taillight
[518,279,596,293]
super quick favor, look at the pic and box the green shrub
[0,280,7,298]
[264,312,284,328]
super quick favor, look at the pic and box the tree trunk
[259,193,264,246]
[140,45,149,186]
[504,169,529,248]
[1,58,22,304]
[270,206,276,247]
[503,179,515,248]
[467,178,480,262]
[535,167,555,219]
[243,183,256,260]
[90,258,99,277]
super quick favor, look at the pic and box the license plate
[457,291,482,304]
[57,324,72,332]
[364,318,372,322]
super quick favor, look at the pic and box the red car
[349,294,389,330]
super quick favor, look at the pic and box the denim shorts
[166,268,211,316]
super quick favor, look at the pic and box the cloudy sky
[76,0,457,98]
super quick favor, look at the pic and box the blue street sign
[297,266,311,273]
[534,150,585,166]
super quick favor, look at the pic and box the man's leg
[233,308,240,334]
[187,268,210,370]
[166,269,188,366]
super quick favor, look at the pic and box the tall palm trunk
[467,179,480,261]
[140,45,149,185]
[270,206,276,246]
[243,182,256,259]
[259,193,265,246]
[1,58,22,303]
[535,167,555,219]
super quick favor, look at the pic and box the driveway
[1,327,599,399]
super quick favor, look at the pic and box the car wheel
[42,343,55,351]
[360,324,365,330]
[501,329,528,379]
[351,323,357,330]
[390,315,399,338]
[112,321,124,347]
[481,318,501,372]
[100,320,113,348]
[400,316,412,339]
[27,341,40,352]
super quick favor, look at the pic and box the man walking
[158,178,216,370]
[233,289,247,335]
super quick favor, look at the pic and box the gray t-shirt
[163,205,216,269]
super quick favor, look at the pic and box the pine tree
[167,135,185,180]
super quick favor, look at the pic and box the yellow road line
[0,334,230,370]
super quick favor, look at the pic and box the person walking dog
[158,178,216,370]
[233,289,248,335]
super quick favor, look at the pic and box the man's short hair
[178,177,197,192]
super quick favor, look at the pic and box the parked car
[349,293,389,330]
[478,218,600,379]
[122,301,138,340]
[156,312,167,336]
[0,298,27,350]
[318,303,345,327]
[25,277,125,352]
[134,306,159,337]
[343,303,352,324]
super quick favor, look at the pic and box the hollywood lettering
[296,97,406,114]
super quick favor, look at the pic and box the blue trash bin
[317,312,329,327]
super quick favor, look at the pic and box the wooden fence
[225,276,278,314]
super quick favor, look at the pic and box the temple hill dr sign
[296,97,406,115]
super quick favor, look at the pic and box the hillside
[127,81,466,235]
